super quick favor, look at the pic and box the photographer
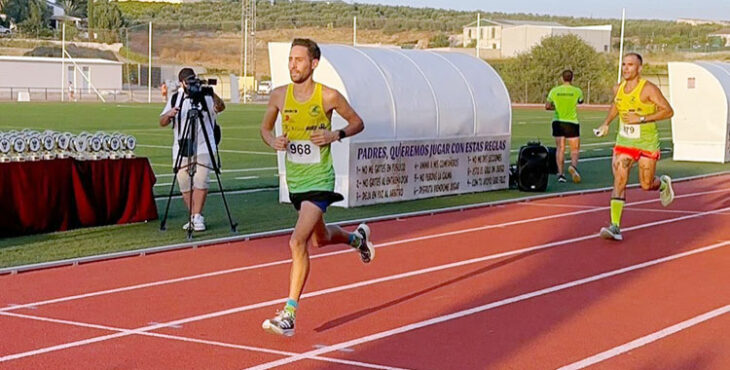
[159,68,225,231]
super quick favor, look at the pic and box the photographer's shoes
[182,213,206,232]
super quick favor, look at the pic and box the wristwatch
[639,116,646,123]
[337,129,346,141]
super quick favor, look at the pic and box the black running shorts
[552,120,580,138]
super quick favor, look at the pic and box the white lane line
[2,207,729,363]
[508,137,672,153]
[4,188,728,314]
[0,312,402,369]
[249,240,730,369]
[153,167,278,177]
[559,304,730,370]
[235,176,259,180]
[137,144,275,156]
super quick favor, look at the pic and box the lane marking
[559,304,730,369]
[250,240,730,369]
[0,311,401,369]
[4,189,728,314]
[136,144,275,156]
[2,208,729,363]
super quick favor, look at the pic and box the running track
[2,174,730,369]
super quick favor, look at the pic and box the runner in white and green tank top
[258,38,376,337]
[594,53,676,241]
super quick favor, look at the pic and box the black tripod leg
[160,145,186,231]
[198,109,238,233]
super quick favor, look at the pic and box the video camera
[184,76,217,102]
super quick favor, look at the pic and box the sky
[347,0,730,22]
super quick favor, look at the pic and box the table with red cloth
[0,158,158,237]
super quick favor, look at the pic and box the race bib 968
[287,140,320,164]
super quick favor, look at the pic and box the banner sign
[349,136,510,206]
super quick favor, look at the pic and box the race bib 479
[619,123,641,139]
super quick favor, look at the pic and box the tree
[88,0,124,42]
[428,33,450,48]
[497,35,614,103]
[17,0,50,36]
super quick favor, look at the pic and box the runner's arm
[312,88,364,146]
[642,83,674,123]
[260,87,288,151]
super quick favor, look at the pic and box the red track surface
[1,175,730,369]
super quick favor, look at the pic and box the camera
[184,76,217,102]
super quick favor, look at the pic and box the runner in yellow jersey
[259,38,374,336]
[594,53,675,241]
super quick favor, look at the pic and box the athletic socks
[610,198,625,226]
[348,232,363,248]
[284,298,298,317]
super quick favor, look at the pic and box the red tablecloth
[0,158,158,237]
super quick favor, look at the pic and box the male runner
[546,69,584,183]
[259,38,375,336]
[594,53,675,241]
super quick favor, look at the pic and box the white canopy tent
[269,43,512,207]
[668,61,730,163]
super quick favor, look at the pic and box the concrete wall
[0,57,122,90]
[463,25,502,49]
[501,25,611,58]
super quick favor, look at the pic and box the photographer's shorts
[177,153,211,192]
[552,120,580,138]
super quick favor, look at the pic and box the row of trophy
[0,130,137,163]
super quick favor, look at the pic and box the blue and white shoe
[262,310,295,337]
[355,223,375,263]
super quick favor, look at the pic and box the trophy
[123,135,136,158]
[56,132,72,159]
[0,134,10,163]
[109,134,122,159]
[72,134,89,160]
[27,135,42,161]
[11,135,26,161]
[42,133,56,160]
[89,134,105,160]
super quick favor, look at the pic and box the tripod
[159,95,237,240]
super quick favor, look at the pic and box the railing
[0,87,168,103]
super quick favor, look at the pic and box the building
[709,28,730,47]
[677,18,730,26]
[0,56,122,92]
[45,0,83,29]
[463,19,612,58]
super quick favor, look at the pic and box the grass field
[1,102,727,268]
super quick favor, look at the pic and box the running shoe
[659,175,674,207]
[262,310,295,337]
[182,213,206,231]
[599,224,623,241]
[557,174,567,183]
[355,223,375,263]
[568,165,582,184]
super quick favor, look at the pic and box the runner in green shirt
[546,70,584,183]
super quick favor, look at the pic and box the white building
[709,28,730,47]
[463,19,612,58]
[0,56,122,92]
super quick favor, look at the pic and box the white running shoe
[659,175,674,207]
[355,223,375,263]
[262,310,295,337]
[599,224,623,241]
[182,213,206,231]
